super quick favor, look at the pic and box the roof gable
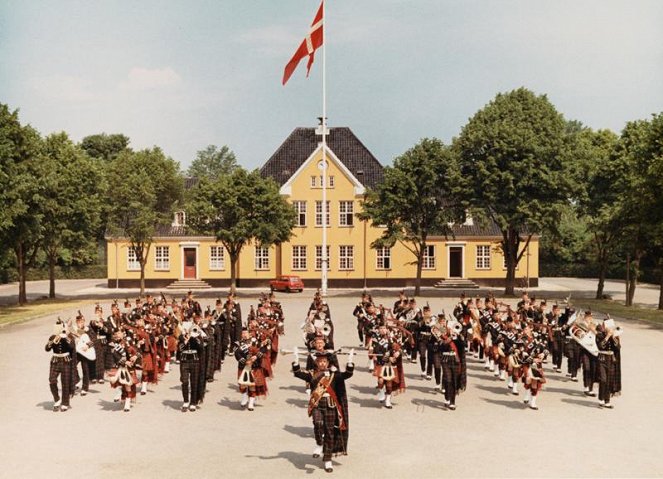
[260,127,383,189]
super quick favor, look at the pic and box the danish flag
[282,1,324,85]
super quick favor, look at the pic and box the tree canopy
[186,144,239,179]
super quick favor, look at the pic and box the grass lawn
[566,298,663,325]
[0,299,96,327]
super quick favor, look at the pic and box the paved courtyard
[1,294,662,478]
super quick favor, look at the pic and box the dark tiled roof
[260,127,384,190]
[450,222,503,237]
[154,225,190,237]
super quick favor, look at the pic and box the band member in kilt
[46,320,74,412]
[523,345,547,410]
[595,321,622,408]
[178,323,204,412]
[370,324,405,409]
[108,330,141,412]
[235,328,270,411]
[292,349,354,473]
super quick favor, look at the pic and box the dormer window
[173,211,186,227]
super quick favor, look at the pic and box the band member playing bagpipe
[292,348,354,473]
[45,319,75,412]
[522,344,547,410]
[595,318,622,408]
[178,321,204,412]
[107,330,141,412]
[235,327,270,411]
[370,324,405,409]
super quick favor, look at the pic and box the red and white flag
[282,1,324,85]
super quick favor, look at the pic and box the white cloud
[28,74,95,103]
[119,67,182,91]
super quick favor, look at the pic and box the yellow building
[106,127,539,289]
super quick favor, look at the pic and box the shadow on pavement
[283,424,314,438]
[36,401,55,411]
[475,384,511,395]
[162,399,181,410]
[406,384,438,394]
[561,398,599,408]
[348,395,381,408]
[279,384,307,393]
[285,397,308,408]
[218,396,244,411]
[97,399,122,412]
[411,397,446,410]
[480,397,526,409]
[545,386,583,396]
[349,384,376,395]
[245,451,320,474]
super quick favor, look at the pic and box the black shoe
[584,391,596,397]
[447,404,456,410]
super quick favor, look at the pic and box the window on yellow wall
[210,245,225,270]
[476,245,491,270]
[315,201,330,226]
[339,201,354,226]
[339,245,354,270]
[315,245,330,271]
[293,201,307,227]
[155,246,170,270]
[423,245,435,269]
[292,245,307,270]
[376,247,391,270]
[255,246,270,270]
[328,175,335,188]
[127,247,140,271]
[310,176,317,188]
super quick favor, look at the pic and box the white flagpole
[321,0,328,298]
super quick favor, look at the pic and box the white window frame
[173,211,186,227]
[339,245,354,271]
[476,245,491,270]
[339,201,354,227]
[154,246,170,271]
[255,246,270,270]
[127,246,141,271]
[376,247,391,270]
[315,201,330,227]
[293,201,307,227]
[292,245,307,271]
[310,176,317,188]
[315,245,331,271]
[209,245,225,271]
[423,245,436,270]
[328,175,335,188]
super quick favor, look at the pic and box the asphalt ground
[1,293,662,479]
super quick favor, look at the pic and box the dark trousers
[598,353,616,403]
[581,352,597,390]
[312,399,337,462]
[49,358,72,406]
[180,358,201,404]
[441,356,458,405]
[551,334,564,369]
[76,354,93,392]
[565,340,580,377]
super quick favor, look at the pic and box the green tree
[0,104,45,304]
[40,133,104,298]
[186,168,296,292]
[106,148,183,294]
[359,138,464,295]
[80,133,130,161]
[571,127,621,298]
[454,88,571,295]
[186,145,239,179]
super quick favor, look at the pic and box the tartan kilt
[312,403,348,457]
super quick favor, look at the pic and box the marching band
[44,288,623,473]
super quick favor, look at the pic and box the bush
[0,264,107,283]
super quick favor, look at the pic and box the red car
[269,275,305,293]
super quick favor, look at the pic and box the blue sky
[2,0,662,171]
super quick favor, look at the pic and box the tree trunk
[627,250,641,307]
[596,252,607,300]
[230,254,238,294]
[625,252,631,306]
[414,243,424,296]
[17,243,27,305]
[140,263,145,296]
[658,261,663,310]
[48,255,56,299]
[503,231,517,296]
